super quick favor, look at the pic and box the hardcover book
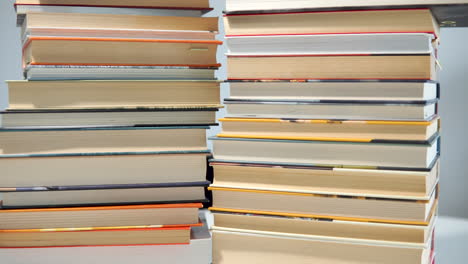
[16,1,214,25]
[211,135,440,169]
[227,33,435,55]
[7,80,221,110]
[0,126,209,156]
[224,98,438,120]
[0,219,212,264]
[224,9,439,36]
[218,116,439,141]
[0,203,203,229]
[0,226,191,248]
[224,0,468,27]
[209,185,438,225]
[227,54,437,80]
[212,227,433,264]
[1,181,209,208]
[0,108,219,128]
[228,80,439,101]
[0,152,210,188]
[24,65,218,80]
[210,159,439,199]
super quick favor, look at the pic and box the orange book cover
[0,225,194,233]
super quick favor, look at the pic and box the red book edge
[0,226,191,233]
[15,3,213,11]
[228,78,432,81]
[224,8,431,17]
[0,242,189,249]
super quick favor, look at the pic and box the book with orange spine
[0,220,212,263]
[218,116,440,142]
[209,185,438,226]
[0,203,203,230]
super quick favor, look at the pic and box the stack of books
[209,6,440,264]
[0,1,220,263]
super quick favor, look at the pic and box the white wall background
[0,0,467,218]
[438,28,468,218]
[0,0,22,109]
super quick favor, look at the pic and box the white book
[25,65,217,80]
[211,136,439,168]
[24,28,216,42]
[227,34,434,55]
[229,81,438,101]
[212,229,432,264]
[225,99,437,121]
[0,152,209,188]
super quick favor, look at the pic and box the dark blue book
[1,181,210,209]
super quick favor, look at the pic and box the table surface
[435,216,468,263]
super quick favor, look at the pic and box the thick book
[210,159,439,200]
[16,7,206,26]
[219,116,439,141]
[0,127,208,156]
[0,203,202,230]
[20,13,221,68]
[7,80,221,110]
[224,0,468,28]
[227,33,435,56]
[24,27,217,41]
[209,185,438,225]
[229,81,439,101]
[1,182,209,208]
[225,0,466,11]
[224,9,439,37]
[224,99,437,121]
[22,12,218,35]
[0,226,190,248]
[0,108,219,128]
[212,227,433,264]
[211,136,439,169]
[23,37,221,68]
[212,212,435,245]
[227,54,437,80]
[0,152,209,188]
[0,218,211,264]
[16,1,213,25]
[24,65,218,81]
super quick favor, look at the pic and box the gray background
[0,0,467,220]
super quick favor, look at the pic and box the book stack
[209,5,441,264]
[0,1,220,263]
